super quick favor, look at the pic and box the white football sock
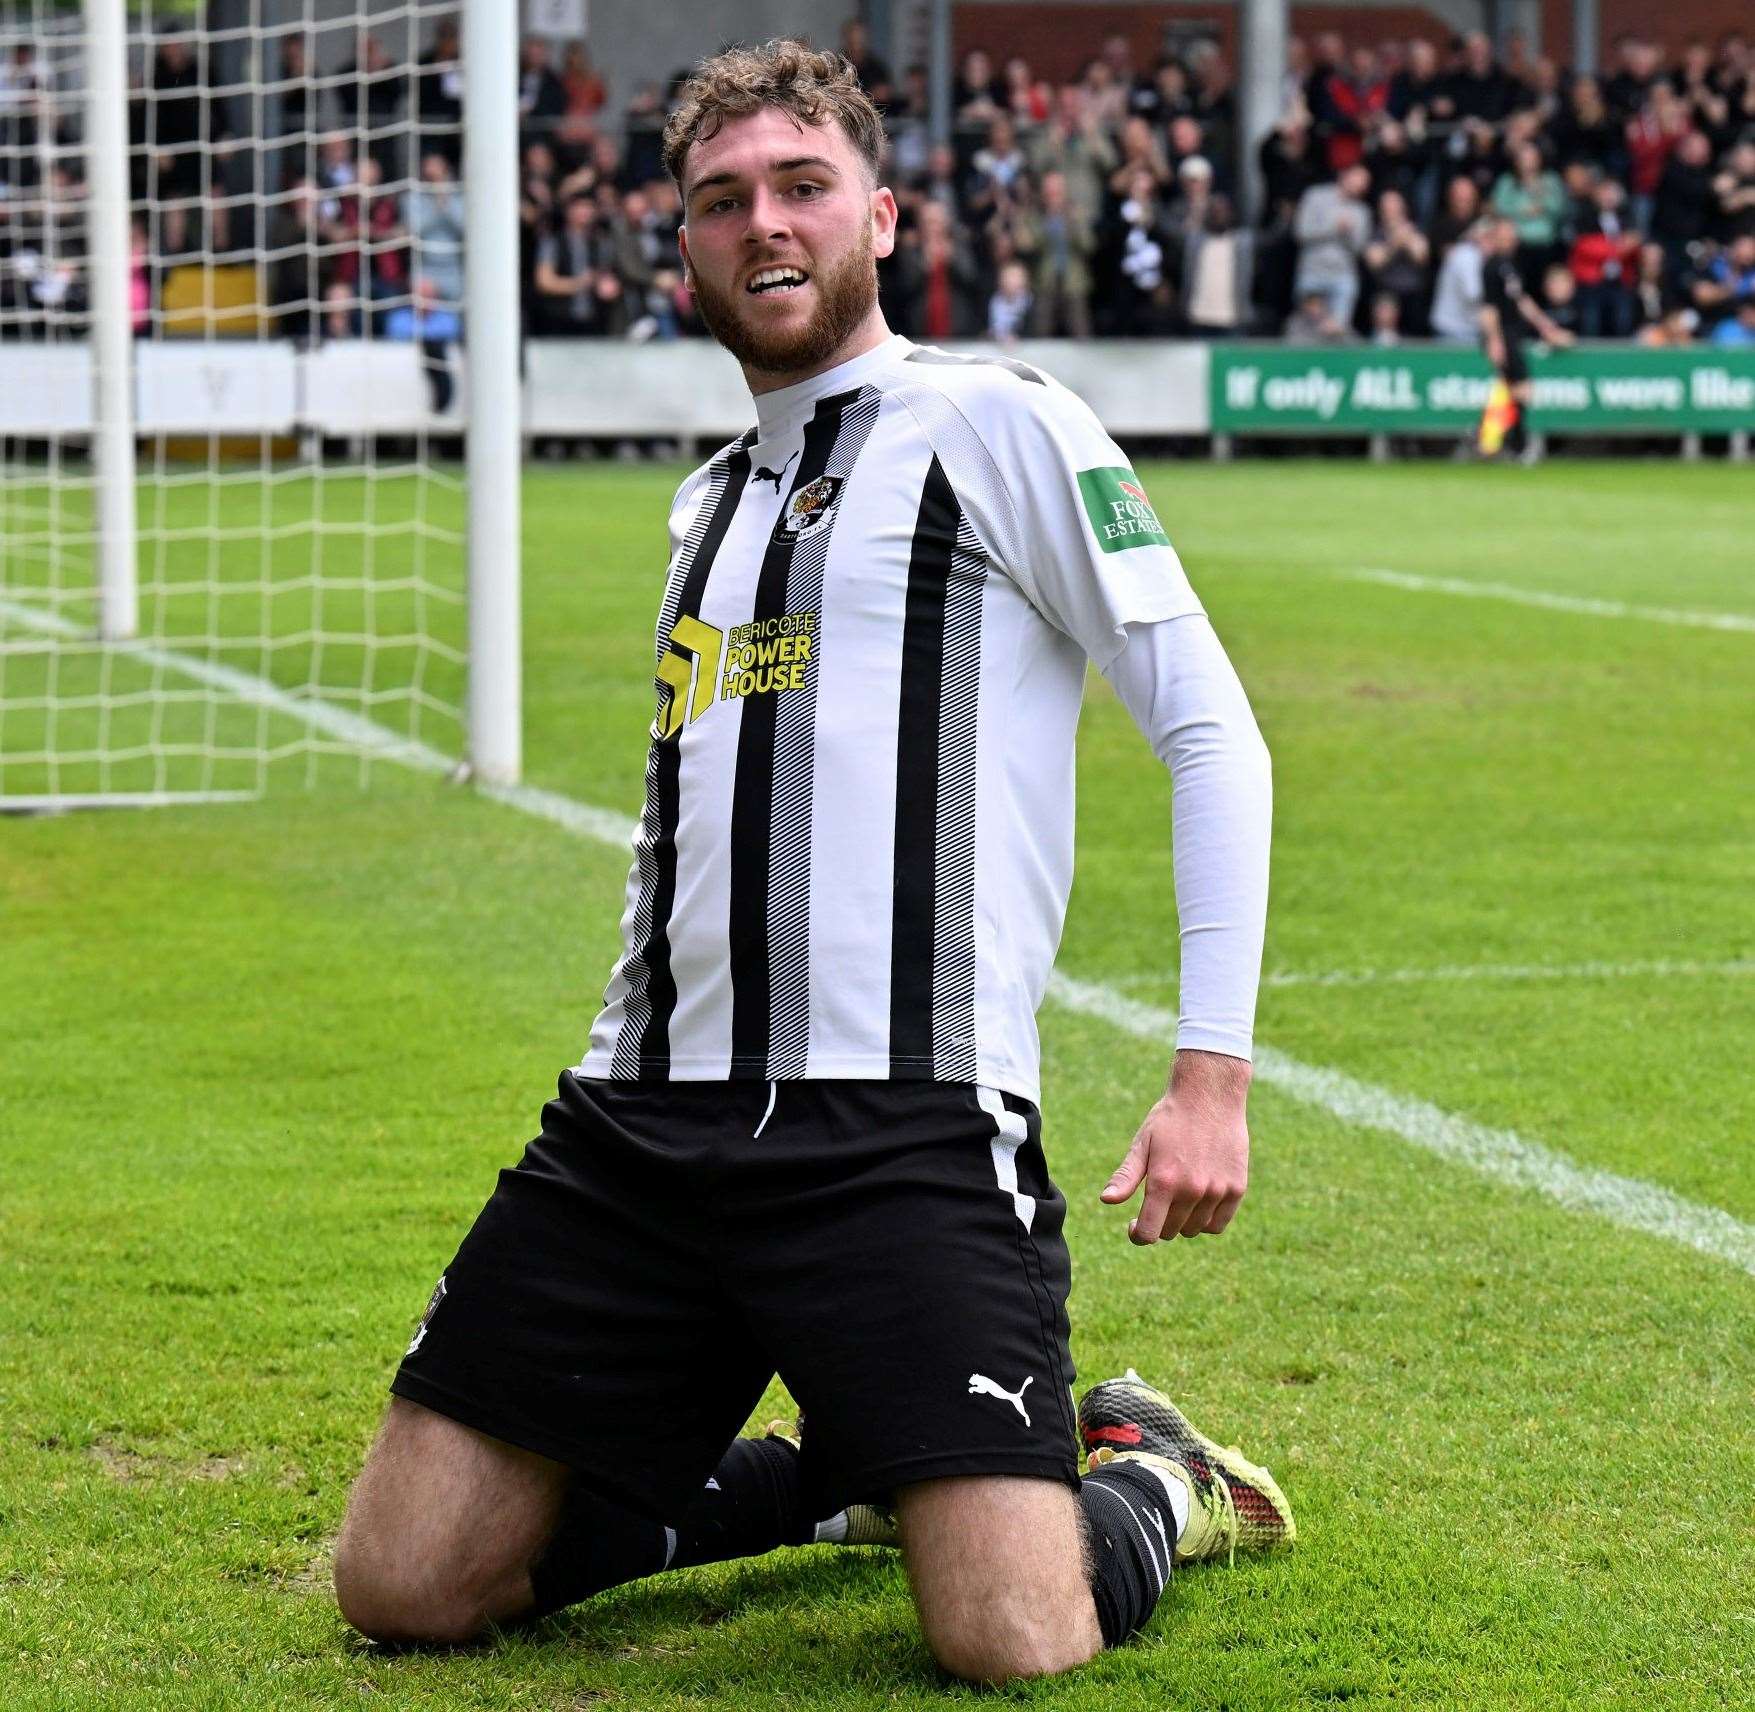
[812,1510,850,1544]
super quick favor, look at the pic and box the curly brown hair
[662,39,885,196]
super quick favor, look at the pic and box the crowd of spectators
[505,20,1755,349]
[1263,29,1755,348]
[0,20,478,346]
[3,18,1753,351]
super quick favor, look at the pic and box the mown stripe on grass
[12,600,1753,1281]
[1343,569,1755,634]
[1047,972,1755,1279]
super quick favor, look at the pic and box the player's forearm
[1103,615,1273,1063]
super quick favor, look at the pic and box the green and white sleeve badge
[1076,466,1172,552]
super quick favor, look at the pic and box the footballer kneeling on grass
[333,39,1292,1683]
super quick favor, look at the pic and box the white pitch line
[1116,958,1755,992]
[1345,568,1755,635]
[476,775,638,848]
[1,594,647,849]
[0,594,455,775]
[1045,973,1755,1279]
[8,597,1753,1281]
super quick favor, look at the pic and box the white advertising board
[134,341,300,433]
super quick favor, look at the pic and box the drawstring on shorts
[753,1079,778,1139]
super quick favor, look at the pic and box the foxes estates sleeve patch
[1075,466,1172,552]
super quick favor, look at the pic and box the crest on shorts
[404,1273,447,1357]
[773,474,843,542]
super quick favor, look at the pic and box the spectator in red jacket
[329,158,408,329]
[1569,177,1641,335]
[1623,82,1691,231]
[1312,44,1392,174]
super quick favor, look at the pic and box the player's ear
[676,222,694,289]
[870,184,898,261]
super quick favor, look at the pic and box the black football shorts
[389,1072,1080,1520]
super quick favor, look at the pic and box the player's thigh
[334,1395,568,1639]
[898,1474,1100,1680]
[735,1081,1081,1517]
[388,1073,775,1519]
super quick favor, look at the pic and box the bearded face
[689,213,878,375]
[678,107,894,382]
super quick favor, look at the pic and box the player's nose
[742,184,793,242]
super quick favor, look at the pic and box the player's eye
[707,195,739,214]
[789,181,824,199]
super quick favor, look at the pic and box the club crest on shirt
[772,474,844,543]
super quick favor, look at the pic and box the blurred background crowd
[2,14,1753,349]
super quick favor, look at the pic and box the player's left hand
[1101,1051,1251,1244]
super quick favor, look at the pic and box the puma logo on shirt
[753,449,798,493]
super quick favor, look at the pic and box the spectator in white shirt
[987,258,1033,343]
[1429,222,1487,340]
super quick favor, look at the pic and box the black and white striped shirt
[580,335,1264,1103]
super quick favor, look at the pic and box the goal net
[0,0,518,809]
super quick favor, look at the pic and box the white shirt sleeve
[897,365,1204,665]
[1101,613,1272,1062]
[895,358,1270,1055]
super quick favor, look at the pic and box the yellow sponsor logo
[654,613,722,739]
[720,610,818,703]
[654,609,820,736]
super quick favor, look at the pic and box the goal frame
[16,0,523,810]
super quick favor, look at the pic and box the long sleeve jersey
[579,333,1270,1104]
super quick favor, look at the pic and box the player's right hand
[1101,1051,1251,1244]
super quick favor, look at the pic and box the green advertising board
[1208,344,1755,434]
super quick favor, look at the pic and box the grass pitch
[3,459,1752,1710]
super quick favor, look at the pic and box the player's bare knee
[333,1398,560,1644]
[901,1476,1098,1680]
[925,1601,1101,1683]
[331,1520,507,1646]
[930,1635,1092,1685]
[912,1561,1101,1681]
[332,1543,494,1647]
[338,1591,490,1648]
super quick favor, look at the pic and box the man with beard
[332,40,1290,1683]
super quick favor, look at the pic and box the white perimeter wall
[0,339,1213,439]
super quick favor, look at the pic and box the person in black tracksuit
[1477,215,1576,458]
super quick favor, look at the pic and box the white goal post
[460,0,518,788]
[0,0,521,809]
